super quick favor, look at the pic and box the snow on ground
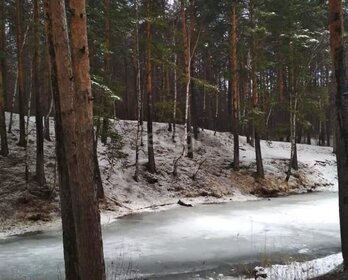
[198,253,342,280]
[0,114,338,238]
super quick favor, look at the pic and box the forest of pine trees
[1,0,348,279]
[0,0,336,179]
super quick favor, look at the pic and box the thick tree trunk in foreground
[34,0,46,186]
[0,0,8,156]
[68,0,106,278]
[230,0,239,171]
[15,0,26,147]
[145,0,156,173]
[329,0,348,270]
[45,1,80,278]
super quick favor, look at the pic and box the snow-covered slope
[99,120,337,212]
[0,114,338,237]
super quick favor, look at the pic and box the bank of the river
[0,115,338,239]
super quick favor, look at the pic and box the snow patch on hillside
[0,114,338,238]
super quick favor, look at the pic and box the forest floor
[0,114,338,238]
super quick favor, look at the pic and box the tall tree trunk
[133,0,142,181]
[34,0,46,186]
[181,0,193,158]
[286,43,298,181]
[90,0,107,199]
[172,28,178,142]
[0,61,7,156]
[230,0,239,171]
[44,1,80,278]
[94,128,104,199]
[145,0,156,173]
[124,54,129,119]
[329,0,348,270]
[44,36,54,142]
[0,0,8,156]
[44,98,53,141]
[25,63,33,183]
[191,63,198,140]
[0,0,6,109]
[250,0,264,178]
[101,0,111,145]
[15,0,26,147]
[68,1,106,278]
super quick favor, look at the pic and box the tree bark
[181,0,193,158]
[45,1,80,278]
[34,0,46,186]
[43,11,53,142]
[230,0,239,171]
[172,27,178,142]
[250,0,264,178]
[133,0,142,181]
[0,0,8,156]
[101,0,111,145]
[68,0,106,278]
[15,0,26,147]
[329,0,348,270]
[286,43,299,181]
[145,0,156,173]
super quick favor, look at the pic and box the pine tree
[0,0,8,157]
[250,0,264,178]
[68,0,106,277]
[34,0,46,186]
[230,0,239,171]
[329,0,348,270]
[44,0,80,278]
[145,0,156,173]
[15,0,26,147]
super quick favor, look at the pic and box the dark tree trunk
[145,0,156,173]
[307,133,311,145]
[0,0,8,156]
[231,0,239,171]
[15,0,26,147]
[250,0,264,178]
[101,117,109,144]
[44,20,53,142]
[44,115,51,141]
[94,129,104,200]
[255,131,264,177]
[34,0,46,186]
[329,0,348,270]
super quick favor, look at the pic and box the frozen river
[0,192,340,279]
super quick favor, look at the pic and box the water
[0,192,340,279]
